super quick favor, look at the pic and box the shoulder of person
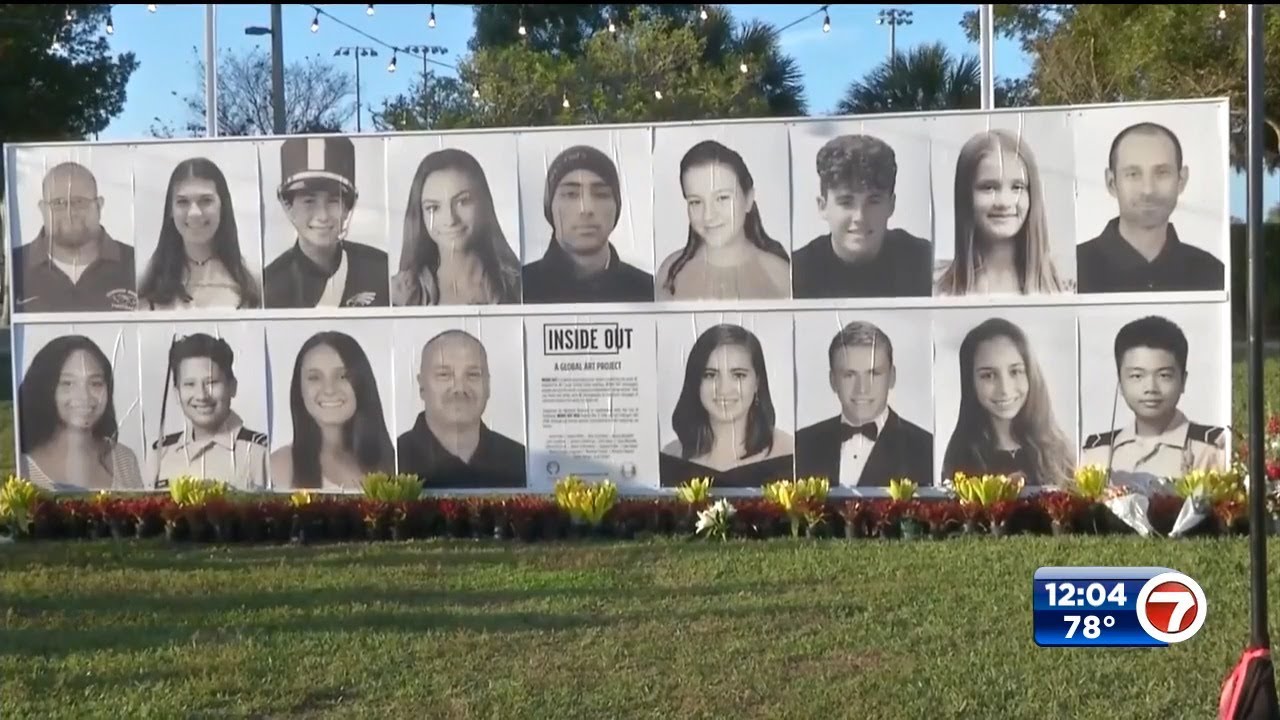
[1083,429,1120,449]
[269,445,293,482]
[490,428,528,455]
[1187,422,1228,448]
[661,438,683,456]
[888,228,932,253]
[346,241,389,264]
[152,431,182,451]
[237,427,269,448]
[770,428,795,456]
[891,411,933,442]
[758,248,791,272]
[1178,241,1226,270]
[619,258,655,284]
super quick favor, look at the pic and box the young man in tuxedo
[795,321,933,487]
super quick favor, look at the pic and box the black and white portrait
[9,146,138,313]
[519,128,655,305]
[15,324,144,492]
[652,124,792,301]
[657,313,795,488]
[1077,305,1229,485]
[789,118,934,299]
[138,322,270,491]
[794,311,934,490]
[1073,101,1228,294]
[933,308,1078,487]
[393,317,527,489]
[132,141,264,311]
[386,134,523,306]
[931,111,1078,297]
[266,320,396,492]
[260,136,391,309]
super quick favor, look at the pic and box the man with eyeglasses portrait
[11,162,138,313]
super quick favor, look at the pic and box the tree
[470,4,697,57]
[695,5,806,117]
[959,4,1280,171]
[836,43,1028,115]
[154,46,355,137]
[371,70,477,132]
[0,4,138,144]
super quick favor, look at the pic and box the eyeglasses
[43,197,97,211]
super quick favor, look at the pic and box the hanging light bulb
[654,89,663,100]
[562,92,570,109]
[739,61,748,73]
[105,12,114,34]
[472,86,480,99]
[428,4,436,28]
[366,4,375,15]
[608,19,616,33]
[147,4,157,12]
[64,8,72,22]
[823,12,831,32]
[311,13,320,32]
[518,20,526,36]
[700,6,708,21]
[1218,5,1227,19]
[387,52,397,72]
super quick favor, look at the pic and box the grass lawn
[1,361,1278,718]
[0,536,1273,719]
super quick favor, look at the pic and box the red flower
[1267,415,1280,436]
[1268,461,1280,480]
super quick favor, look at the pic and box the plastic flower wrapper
[1101,486,1157,537]
[695,498,736,541]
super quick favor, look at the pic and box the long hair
[662,140,790,295]
[935,130,1064,296]
[19,335,118,453]
[138,157,263,309]
[398,149,521,305]
[288,331,395,489]
[671,323,776,461]
[942,318,1074,486]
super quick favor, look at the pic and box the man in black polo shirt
[263,136,389,308]
[792,134,933,298]
[12,162,137,313]
[522,145,654,304]
[1077,122,1224,293]
[397,329,527,489]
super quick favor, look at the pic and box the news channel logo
[1033,566,1208,647]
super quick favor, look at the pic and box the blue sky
[98,3,1275,216]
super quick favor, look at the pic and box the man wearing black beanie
[522,144,655,304]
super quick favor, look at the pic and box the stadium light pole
[979,4,995,110]
[244,3,287,136]
[876,8,913,64]
[335,46,378,132]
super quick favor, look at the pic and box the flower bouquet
[695,498,736,541]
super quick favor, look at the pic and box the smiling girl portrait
[137,157,263,311]
[934,129,1070,297]
[391,148,522,306]
[940,317,1074,487]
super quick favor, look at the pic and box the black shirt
[1077,217,1224,293]
[792,230,933,298]
[396,413,528,489]
[12,228,137,313]
[523,239,654,304]
[263,240,390,309]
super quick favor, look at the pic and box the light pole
[204,4,217,137]
[336,45,378,132]
[402,44,449,82]
[244,3,286,135]
[876,8,913,64]
[979,4,995,110]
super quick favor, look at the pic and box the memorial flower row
[0,464,1271,544]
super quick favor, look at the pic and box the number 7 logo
[1137,572,1208,644]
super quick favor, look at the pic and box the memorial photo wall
[4,98,1235,496]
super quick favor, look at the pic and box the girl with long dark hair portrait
[941,317,1074,487]
[391,148,522,306]
[19,335,143,491]
[935,130,1069,296]
[659,323,794,487]
[269,331,395,491]
[138,157,263,310]
[657,140,791,301]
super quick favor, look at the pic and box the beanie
[542,145,622,229]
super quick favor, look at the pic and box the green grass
[0,363,1277,718]
[0,536,1271,718]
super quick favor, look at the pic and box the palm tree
[837,42,981,115]
[696,5,807,117]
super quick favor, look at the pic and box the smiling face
[55,349,108,432]
[971,148,1030,243]
[299,343,356,427]
[830,341,894,426]
[174,357,235,432]
[699,343,758,425]
[420,334,489,428]
[1118,346,1184,426]
[972,335,1028,422]
[283,182,350,250]
[819,183,894,261]
[41,165,103,251]
[421,167,479,252]
[550,169,617,256]
[1107,130,1186,230]
[171,177,222,249]
[683,161,752,249]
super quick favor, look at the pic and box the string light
[562,92,569,109]
[608,18,616,33]
[1219,5,1227,19]
[654,89,663,100]
[105,11,114,34]
[64,8,72,22]
[147,4,157,12]
[472,86,480,99]
[700,6,708,21]
[311,12,320,32]
[823,10,831,32]
[739,61,748,73]
[387,52,397,72]
[366,4,374,16]
[428,3,436,28]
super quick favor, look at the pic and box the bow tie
[839,422,878,442]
